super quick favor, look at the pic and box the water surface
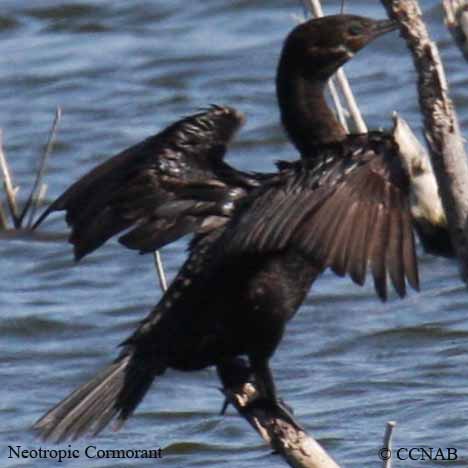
[1,1,467,466]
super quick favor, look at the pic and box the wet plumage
[33,14,446,441]
[33,105,261,259]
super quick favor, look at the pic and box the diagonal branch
[0,129,20,228]
[153,250,168,291]
[443,0,468,61]
[0,199,8,229]
[219,359,340,468]
[304,0,368,133]
[381,0,468,282]
[381,421,396,468]
[20,106,62,228]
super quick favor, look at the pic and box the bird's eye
[348,24,363,36]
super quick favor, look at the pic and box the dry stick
[153,250,168,292]
[0,199,8,229]
[334,69,368,133]
[304,0,351,130]
[20,106,62,228]
[223,382,340,468]
[328,79,350,132]
[34,183,48,219]
[381,0,468,282]
[392,113,446,230]
[442,0,468,61]
[381,421,396,468]
[0,129,20,227]
[305,0,368,133]
[296,5,349,131]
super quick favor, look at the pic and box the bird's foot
[243,396,303,431]
[219,397,230,415]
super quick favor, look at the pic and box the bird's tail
[33,350,163,442]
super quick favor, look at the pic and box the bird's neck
[276,66,347,155]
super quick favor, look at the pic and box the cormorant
[32,14,443,441]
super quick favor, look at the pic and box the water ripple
[1,1,467,467]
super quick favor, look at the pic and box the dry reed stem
[328,78,350,132]
[382,421,396,468]
[153,250,168,291]
[304,0,368,133]
[294,8,349,131]
[0,129,20,227]
[20,106,62,228]
[0,199,8,229]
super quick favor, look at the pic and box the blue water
[1,1,467,466]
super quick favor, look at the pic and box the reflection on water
[1,1,467,466]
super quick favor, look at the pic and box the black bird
[34,15,432,441]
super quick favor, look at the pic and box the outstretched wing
[223,134,419,301]
[34,106,255,260]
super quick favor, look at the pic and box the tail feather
[33,352,160,442]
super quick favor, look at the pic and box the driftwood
[223,386,339,468]
[218,360,340,468]
[392,113,447,231]
[381,0,468,282]
[443,0,468,61]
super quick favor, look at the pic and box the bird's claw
[243,396,303,431]
[219,397,230,415]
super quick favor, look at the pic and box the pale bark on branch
[443,0,468,61]
[381,421,396,468]
[381,0,468,282]
[0,129,20,228]
[222,380,340,468]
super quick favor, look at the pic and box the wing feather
[369,202,390,301]
[387,189,406,297]
[402,203,420,291]
[224,137,418,300]
[34,106,249,259]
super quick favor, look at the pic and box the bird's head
[279,14,398,82]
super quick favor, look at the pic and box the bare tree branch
[381,421,396,468]
[381,0,468,282]
[0,129,20,227]
[222,380,340,468]
[0,199,8,229]
[20,106,62,228]
[392,113,447,231]
[294,7,349,131]
[443,0,468,61]
[304,0,368,133]
[153,250,168,291]
[328,78,350,132]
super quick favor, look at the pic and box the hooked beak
[371,19,399,39]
